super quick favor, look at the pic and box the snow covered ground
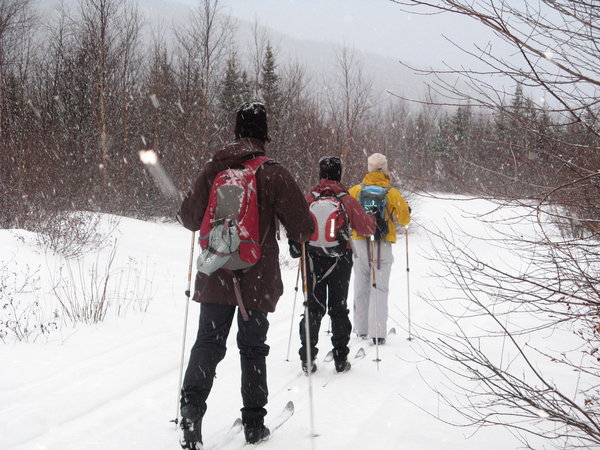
[1,194,555,449]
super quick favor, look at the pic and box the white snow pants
[351,239,394,340]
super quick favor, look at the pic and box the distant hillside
[36,0,430,105]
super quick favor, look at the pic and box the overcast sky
[167,0,490,70]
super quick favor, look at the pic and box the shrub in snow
[0,264,58,343]
[34,211,118,259]
[50,240,155,325]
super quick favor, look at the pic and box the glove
[288,239,301,258]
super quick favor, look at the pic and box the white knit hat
[367,153,388,174]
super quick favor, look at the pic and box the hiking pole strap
[231,274,249,321]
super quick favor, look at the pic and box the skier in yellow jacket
[348,153,411,345]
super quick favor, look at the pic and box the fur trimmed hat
[235,102,270,142]
[367,153,388,174]
[319,156,342,181]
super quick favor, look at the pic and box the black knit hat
[319,156,342,181]
[235,102,269,142]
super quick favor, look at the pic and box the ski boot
[334,359,351,373]
[180,404,203,450]
[244,424,270,444]
[301,359,317,375]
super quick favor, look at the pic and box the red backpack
[307,190,349,257]
[197,156,270,275]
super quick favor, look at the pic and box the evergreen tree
[220,53,244,118]
[452,105,471,146]
[260,44,280,114]
[432,113,452,158]
[511,82,524,116]
[240,70,252,103]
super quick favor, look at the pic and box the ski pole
[370,237,377,289]
[405,226,412,341]
[301,243,316,444]
[139,150,192,425]
[285,263,301,361]
[370,237,381,369]
[173,231,196,425]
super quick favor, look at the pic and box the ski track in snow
[1,330,173,394]
[3,335,180,448]
[1,195,560,450]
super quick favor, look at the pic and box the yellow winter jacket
[348,172,411,243]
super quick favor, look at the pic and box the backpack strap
[335,192,348,213]
[241,155,271,172]
[226,270,249,321]
[359,184,391,203]
[311,189,346,202]
[361,183,390,192]
[359,184,366,202]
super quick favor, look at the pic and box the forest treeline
[1,0,598,230]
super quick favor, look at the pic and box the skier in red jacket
[292,156,375,374]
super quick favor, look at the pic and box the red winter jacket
[306,179,376,247]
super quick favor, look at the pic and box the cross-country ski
[207,402,294,449]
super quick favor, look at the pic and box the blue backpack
[359,184,391,240]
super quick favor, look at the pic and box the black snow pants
[299,249,353,364]
[181,302,270,427]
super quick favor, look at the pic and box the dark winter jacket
[306,179,376,242]
[177,137,313,312]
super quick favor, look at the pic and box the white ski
[244,401,295,448]
[322,348,366,387]
[209,401,294,449]
[354,347,366,359]
[207,418,242,450]
[268,400,295,434]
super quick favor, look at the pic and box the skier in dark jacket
[293,156,375,374]
[177,102,313,449]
